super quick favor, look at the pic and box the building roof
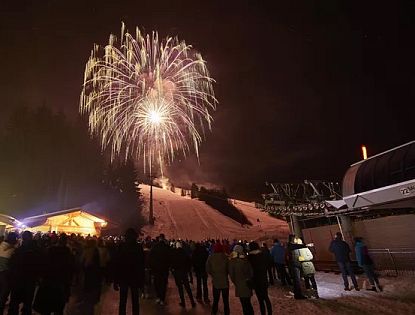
[343,140,415,197]
[342,140,415,210]
[350,140,415,167]
[21,207,107,225]
[0,214,21,227]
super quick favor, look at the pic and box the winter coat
[0,241,16,272]
[98,245,110,268]
[292,247,316,276]
[33,245,75,313]
[354,241,373,267]
[113,241,145,287]
[82,244,102,297]
[171,247,191,272]
[149,240,171,274]
[206,252,229,289]
[229,254,253,298]
[261,247,274,267]
[42,245,74,287]
[143,247,151,269]
[329,239,352,263]
[286,243,305,267]
[8,240,42,287]
[192,244,209,274]
[292,247,313,263]
[183,242,192,257]
[270,242,286,264]
[248,249,269,290]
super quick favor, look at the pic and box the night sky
[1,1,414,200]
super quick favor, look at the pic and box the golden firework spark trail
[80,23,217,172]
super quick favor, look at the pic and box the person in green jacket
[206,243,230,315]
[229,245,254,315]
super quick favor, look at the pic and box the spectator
[113,228,145,315]
[222,240,231,255]
[292,238,319,299]
[192,242,210,303]
[81,238,102,314]
[206,242,230,315]
[248,242,272,315]
[261,242,275,285]
[171,241,196,308]
[33,233,75,315]
[271,239,291,286]
[329,232,359,291]
[0,232,18,314]
[286,234,307,299]
[97,238,111,282]
[149,234,170,305]
[229,245,254,315]
[8,231,43,315]
[182,240,194,284]
[354,237,382,292]
[142,241,152,299]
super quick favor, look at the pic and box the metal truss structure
[261,180,343,217]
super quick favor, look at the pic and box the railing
[368,248,415,276]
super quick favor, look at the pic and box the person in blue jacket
[329,232,359,291]
[270,239,291,286]
[354,237,382,292]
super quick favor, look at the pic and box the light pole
[147,109,162,226]
[149,173,155,225]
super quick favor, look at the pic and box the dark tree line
[190,183,251,225]
[0,105,144,230]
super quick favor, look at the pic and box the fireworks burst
[80,24,217,172]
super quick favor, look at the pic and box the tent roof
[21,207,107,225]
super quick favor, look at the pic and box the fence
[369,248,415,276]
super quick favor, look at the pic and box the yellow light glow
[362,145,368,160]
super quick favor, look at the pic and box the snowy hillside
[140,185,289,241]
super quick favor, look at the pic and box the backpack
[292,247,313,263]
[298,247,313,262]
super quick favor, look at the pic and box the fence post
[386,249,398,277]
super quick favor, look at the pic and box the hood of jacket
[230,251,246,259]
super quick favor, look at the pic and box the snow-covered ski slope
[140,185,289,241]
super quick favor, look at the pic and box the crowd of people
[0,228,381,315]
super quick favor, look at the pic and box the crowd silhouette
[0,228,328,315]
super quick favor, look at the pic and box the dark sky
[1,1,414,200]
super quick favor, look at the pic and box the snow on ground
[300,272,415,315]
[99,272,415,315]
[140,185,289,241]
